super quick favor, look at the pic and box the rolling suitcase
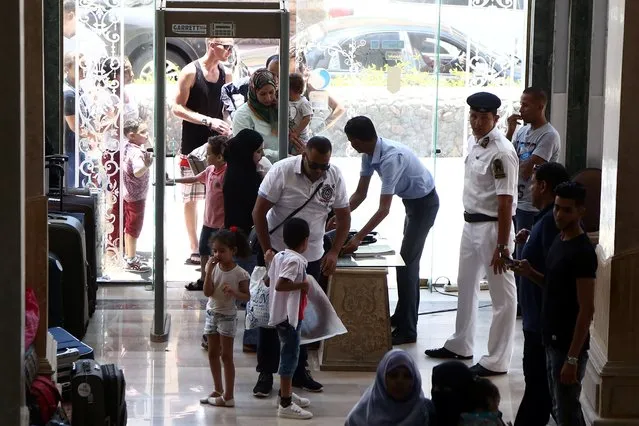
[48,253,64,328]
[71,359,105,425]
[71,360,127,426]
[101,363,127,425]
[48,214,89,339]
[50,326,94,401]
[49,193,100,317]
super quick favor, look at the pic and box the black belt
[464,212,498,223]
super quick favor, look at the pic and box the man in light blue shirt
[342,116,439,345]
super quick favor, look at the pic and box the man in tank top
[174,38,234,268]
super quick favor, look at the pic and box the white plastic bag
[300,276,348,344]
[245,266,271,330]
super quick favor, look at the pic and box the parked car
[241,17,522,85]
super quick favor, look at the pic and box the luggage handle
[45,162,65,210]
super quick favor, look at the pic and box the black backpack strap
[268,182,324,235]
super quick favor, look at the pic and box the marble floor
[83,278,533,426]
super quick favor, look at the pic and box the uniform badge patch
[480,136,490,148]
[493,159,506,179]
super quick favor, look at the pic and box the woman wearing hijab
[431,361,475,426]
[345,349,434,426]
[222,128,265,234]
[232,68,279,163]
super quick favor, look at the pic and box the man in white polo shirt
[251,136,351,397]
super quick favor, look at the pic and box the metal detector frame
[152,0,290,341]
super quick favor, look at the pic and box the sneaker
[277,402,313,420]
[208,396,235,407]
[125,257,151,273]
[291,392,310,408]
[253,372,273,398]
[292,370,323,393]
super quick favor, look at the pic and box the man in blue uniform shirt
[511,162,569,426]
[341,116,439,345]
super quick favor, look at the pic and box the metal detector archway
[152,0,290,341]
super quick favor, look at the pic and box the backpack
[30,376,62,425]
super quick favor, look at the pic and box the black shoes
[253,372,273,398]
[469,363,506,377]
[292,369,324,393]
[424,347,473,360]
[391,329,416,345]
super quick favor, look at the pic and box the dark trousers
[546,345,588,426]
[514,331,554,426]
[256,259,322,377]
[393,190,439,338]
[515,209,536,310]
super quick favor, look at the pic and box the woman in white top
[232,68,280,163]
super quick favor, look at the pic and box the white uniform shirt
[463,126,518,217]
[259,156,350,262]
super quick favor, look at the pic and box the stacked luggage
[46,155,101,339]
[49,327,94,401]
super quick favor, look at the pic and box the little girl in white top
[200,228,251,407]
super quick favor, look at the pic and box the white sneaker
[291,392,310,408]
[277,402,313,420]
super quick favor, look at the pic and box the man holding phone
[340,116,439,346]
[426,92,519,377]
[512,162,570,426]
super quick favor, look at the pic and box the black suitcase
[71,359,105,425]
[48,213,89,339]
[71,360,127,426]
[49,193,100,317]
[48,253,64,328]
[101,363,127,426]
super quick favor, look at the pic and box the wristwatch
[201,117,210,127]
[497,244,508,252]
[566,356,579,366]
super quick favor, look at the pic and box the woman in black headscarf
[431,361,475,426]
[222,128,265,234]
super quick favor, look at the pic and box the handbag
[245,266,271,329]
[248,182,324,252]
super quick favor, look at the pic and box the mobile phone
[146,147,154,153]
[501,256,516,267]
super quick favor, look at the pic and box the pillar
[0,0,26,423]
[528,0,556,117]
[581,1,639,424]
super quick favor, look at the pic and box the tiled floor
[84,279,531,425]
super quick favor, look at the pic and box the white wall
[587,0,608,168]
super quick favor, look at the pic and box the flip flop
[184,253,201,265]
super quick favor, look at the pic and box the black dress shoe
[391,329,416,345]
[424,347,473,360]
[469,363,506,377]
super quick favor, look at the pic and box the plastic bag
[245,266,271,329]
[25,288,40,348]
[300,275,347,345]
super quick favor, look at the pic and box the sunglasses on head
[307,160,330,171]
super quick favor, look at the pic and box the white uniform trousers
[444,221,517,372]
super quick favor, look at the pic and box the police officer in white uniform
[425,92,519,377]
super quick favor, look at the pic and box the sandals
[184,253,201,265]
[200,391,222,404]
[184,279,204,291]
[208,396,235,407]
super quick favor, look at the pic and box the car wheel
[131,46,188,82]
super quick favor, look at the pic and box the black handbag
[248,182,324,252]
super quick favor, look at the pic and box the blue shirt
[520,204,559,333]
[360,138,435,199]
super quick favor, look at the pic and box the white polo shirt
[463,126,518,217]
[259,156,349,262]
